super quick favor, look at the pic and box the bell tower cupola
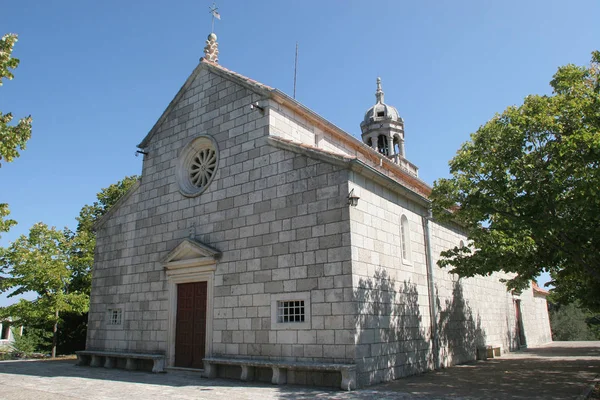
[360,77,418,177]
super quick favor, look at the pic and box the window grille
[108,309,122,325]
[277,300,305,323]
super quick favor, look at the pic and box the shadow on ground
[0,342,599,399]
[0,359,346,399]
[376,342,600,400]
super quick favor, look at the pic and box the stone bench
[477,345,503,360]
[76,350,166,373]
[202,357,356,391]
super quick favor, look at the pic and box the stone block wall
[268,104,357,157]
[89,66,357,366]
[519,290,552,347]
[348,172,552,386]
[430,221,552,359]
[348,174,433,387]
[430,221,519,365]
[209,149,354,363]
[88,66,268,353]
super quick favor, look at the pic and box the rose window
[190,148,217,188]
[177,136,219,197]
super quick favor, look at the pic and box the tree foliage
[549,303,598,341]
[0,224,89,357]
[431,51,600,311]
[11,327,51,356]
[0,33,32,166]
[0,204,16,239]
[0,33,32,238]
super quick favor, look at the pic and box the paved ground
[0,341,598,400]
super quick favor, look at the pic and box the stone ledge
[76,350,165,360]
[76,350,165,373]
[203,357,356,390]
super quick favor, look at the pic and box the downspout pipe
[423,207,440,370]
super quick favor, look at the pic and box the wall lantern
[348,188,360,207]
[250,102,265,112]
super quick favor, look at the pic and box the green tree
[0,224,89,357]
[0,33,33,237]
[0,205,16,239]
[549,303,597,341]
[11,327,51,356]
[431,51,600,311]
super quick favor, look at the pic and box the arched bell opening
[377,135,389,156]
[393,136,400,156]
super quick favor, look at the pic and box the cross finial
[209,2,221,33]
[376,77,384,104]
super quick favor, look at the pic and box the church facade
[86,34,552,387]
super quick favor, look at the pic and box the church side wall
[518,291,552,346]
[348,175,552,387]
[429,222,520,365]
[348,174,433,387]
[430,222,553,364]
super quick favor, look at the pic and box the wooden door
[175,281,207,369]
[515,300,527,348]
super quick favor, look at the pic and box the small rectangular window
[277,300,305,323]
[108,309,122,325]
[377,111,385,117]
[1,323,10,340]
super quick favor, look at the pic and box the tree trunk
[52,309,59,358]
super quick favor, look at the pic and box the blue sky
[1,0,599,306]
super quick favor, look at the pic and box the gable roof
[137,59,272,149]
[532,281,550,296]
[136,57,433,204]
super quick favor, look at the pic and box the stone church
[85,33,552,388]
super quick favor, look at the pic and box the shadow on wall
[436,280,487,368]
[506,316,520,351]
[354,268,431,386]
[353,270,491,387]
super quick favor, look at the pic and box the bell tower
[360,78,418,177]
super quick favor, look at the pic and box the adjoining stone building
[85,33,552,388]
[0,319,23,349]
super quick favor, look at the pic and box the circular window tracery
[177,135,219,197]
[190,147,217,188]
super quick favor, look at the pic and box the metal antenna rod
[293,42,298,99]
[209,2,220,33]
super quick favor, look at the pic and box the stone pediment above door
[162,238,221,274]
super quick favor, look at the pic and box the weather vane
[209,2,221,33]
